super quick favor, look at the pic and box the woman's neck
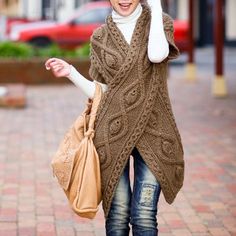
[112,3,142,24]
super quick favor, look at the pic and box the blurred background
[0,0,235,86]
[0,0,235,47]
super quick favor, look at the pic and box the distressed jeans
[106,147,161,236]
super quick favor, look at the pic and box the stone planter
[0,58,91,84]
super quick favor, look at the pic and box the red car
[9,1,111,48]
[6,17,39,35]
[173,19,189,52]
[9,1,188,51]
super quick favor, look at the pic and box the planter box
[0,58,91,84]
[0,84,26,108]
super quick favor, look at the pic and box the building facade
[0,0,19,16]
[0,0,89,20]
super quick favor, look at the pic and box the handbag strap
[85,83,103,138]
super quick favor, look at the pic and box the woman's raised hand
[45,58,71,78]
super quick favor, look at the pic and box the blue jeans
[106,147,161,236]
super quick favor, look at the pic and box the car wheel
[29,37,52,47]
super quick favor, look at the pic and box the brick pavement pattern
[0,64,235,236]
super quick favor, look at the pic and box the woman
[45,0,184,235]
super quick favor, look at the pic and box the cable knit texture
[89,4,184,218]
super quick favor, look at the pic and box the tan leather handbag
[51,83,102,219]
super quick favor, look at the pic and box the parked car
[9,1,111,48]
[173,19,189,52]
[9,1,188,51]
[0,15,39,41]
[6,17,40,35]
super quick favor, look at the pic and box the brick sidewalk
[0,65,235,236]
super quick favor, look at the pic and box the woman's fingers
[45,57,57,64]
[45,58,60,70]
[50,61,63,68]
[53,65,63,72]
[45,57,70,77]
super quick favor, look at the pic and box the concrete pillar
[177,0,188,20]
[19,0,42,19]
[226,0,236,41]
[0,15,7,41]
[57,1,75,22]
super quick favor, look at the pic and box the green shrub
[0,41,34,58]
[75,42,90,58]
[0,41,91,59]
[35,44,66,58]
[35,42,91,58]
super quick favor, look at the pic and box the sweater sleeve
[67,27,108,99]
[163,13,180,60]
[89,62,106,84]
[147,0,169,63]
[89,33,108,84]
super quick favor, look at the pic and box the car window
[73,7,110,24]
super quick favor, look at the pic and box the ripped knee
[138,183,160,208]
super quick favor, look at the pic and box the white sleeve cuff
[68,65,108,98]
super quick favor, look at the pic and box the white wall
[57,0,89,22]
[0,15,7,40]
[17,0,88,21]
[57,0,77,22]
[177,0,188,20]
[19,0,42,19]
[226,0,236,40]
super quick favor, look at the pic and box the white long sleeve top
[68,0,169,98]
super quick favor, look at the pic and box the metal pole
[215,0,223,76]
[186,0,196,81]
[188,0,194,63]
[212,0,227,97]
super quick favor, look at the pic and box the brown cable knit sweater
[89,4,184,218]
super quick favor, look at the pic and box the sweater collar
[112,3,143,24]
